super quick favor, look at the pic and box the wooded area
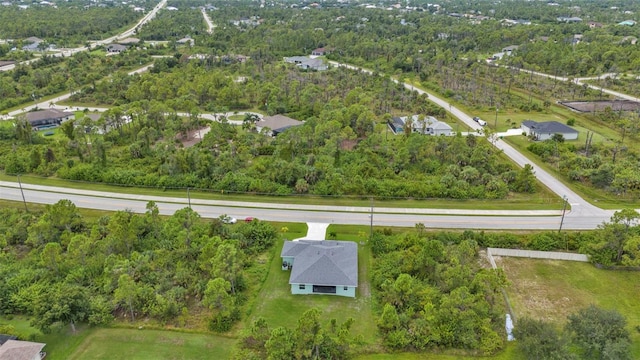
[1,0,640,357]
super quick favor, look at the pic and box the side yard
[499,257,640,356]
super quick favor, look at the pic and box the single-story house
[557,16,582,23]
[281,240,358,298]
[0,339,46,360]
[22,38,43,51]
[521,120,578,141]
[311,47,329,56]
[588,21,603,29]
[25,109,74,130]
[106,44,127,53]
[284,56,328,71]
[255,114,303,136]
[389,115,453,136]
[617,20,636,26]
[176,36,194,46]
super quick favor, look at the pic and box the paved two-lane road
[0,181,611,230]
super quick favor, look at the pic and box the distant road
[2,64,155,120]
[0,0,167,72]
[330,61,610,220]
[506,66,640,103]
[201,8,216,34]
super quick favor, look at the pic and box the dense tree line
[515,306,631,360]
[1,58,540,200]
[370,232,507,354]
[0,4,141,47]
[527,133,640,199]
[0,200,277,333]
[233,310,355,360]
[0,51,153,112]
[136,7,206,41]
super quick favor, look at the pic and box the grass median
[0,173,564,211]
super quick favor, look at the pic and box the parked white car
[219,215,237,224]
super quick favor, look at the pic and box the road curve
[330,61,610,220]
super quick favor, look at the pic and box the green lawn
[500,257,640,356]
[0,316,235,360]
[0,316,93,360]
[66,328,235,360]
[249,237,379,346]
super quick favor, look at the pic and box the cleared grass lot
[499,257,640,356]
[66,328,235,360]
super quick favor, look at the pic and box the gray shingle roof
[257,115,303,133]
[25,109,73,123]
[523,120,577,134]
[281,240,358,287]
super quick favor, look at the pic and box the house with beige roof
[0,339,46,360]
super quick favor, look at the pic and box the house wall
[282,256,294,267]
[434,128,452,136]
[536,132,578,141]
[291,283,314,295]
[290,283,356,297]
[520,124,533,135]
[336,286,356,297]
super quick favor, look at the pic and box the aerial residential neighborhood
[1,0,640,359]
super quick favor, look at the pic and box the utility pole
[17,175,28,213]
[369,197,374,241]
[187,187,191,209]
[495,106,499,129]
[558,195,568,233]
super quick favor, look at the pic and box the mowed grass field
[66,328,235,360]
[0,316,235,360]
[499,257,640,356]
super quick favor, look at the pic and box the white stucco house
[521,120,578,141]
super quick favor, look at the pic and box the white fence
[487,248,589,267]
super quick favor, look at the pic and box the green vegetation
[501,257,640,357]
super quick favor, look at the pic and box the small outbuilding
[521,120,578,141]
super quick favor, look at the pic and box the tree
[211,242,243,294]
[32,284,89,333]
[293,308,324,359]
[566,305,631,360]
[514,164,536,193]
[596,209,640,264]
[114,274,138,321]
[266,327,295,360]
[203,278,237,332]
[513,317,575,360]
